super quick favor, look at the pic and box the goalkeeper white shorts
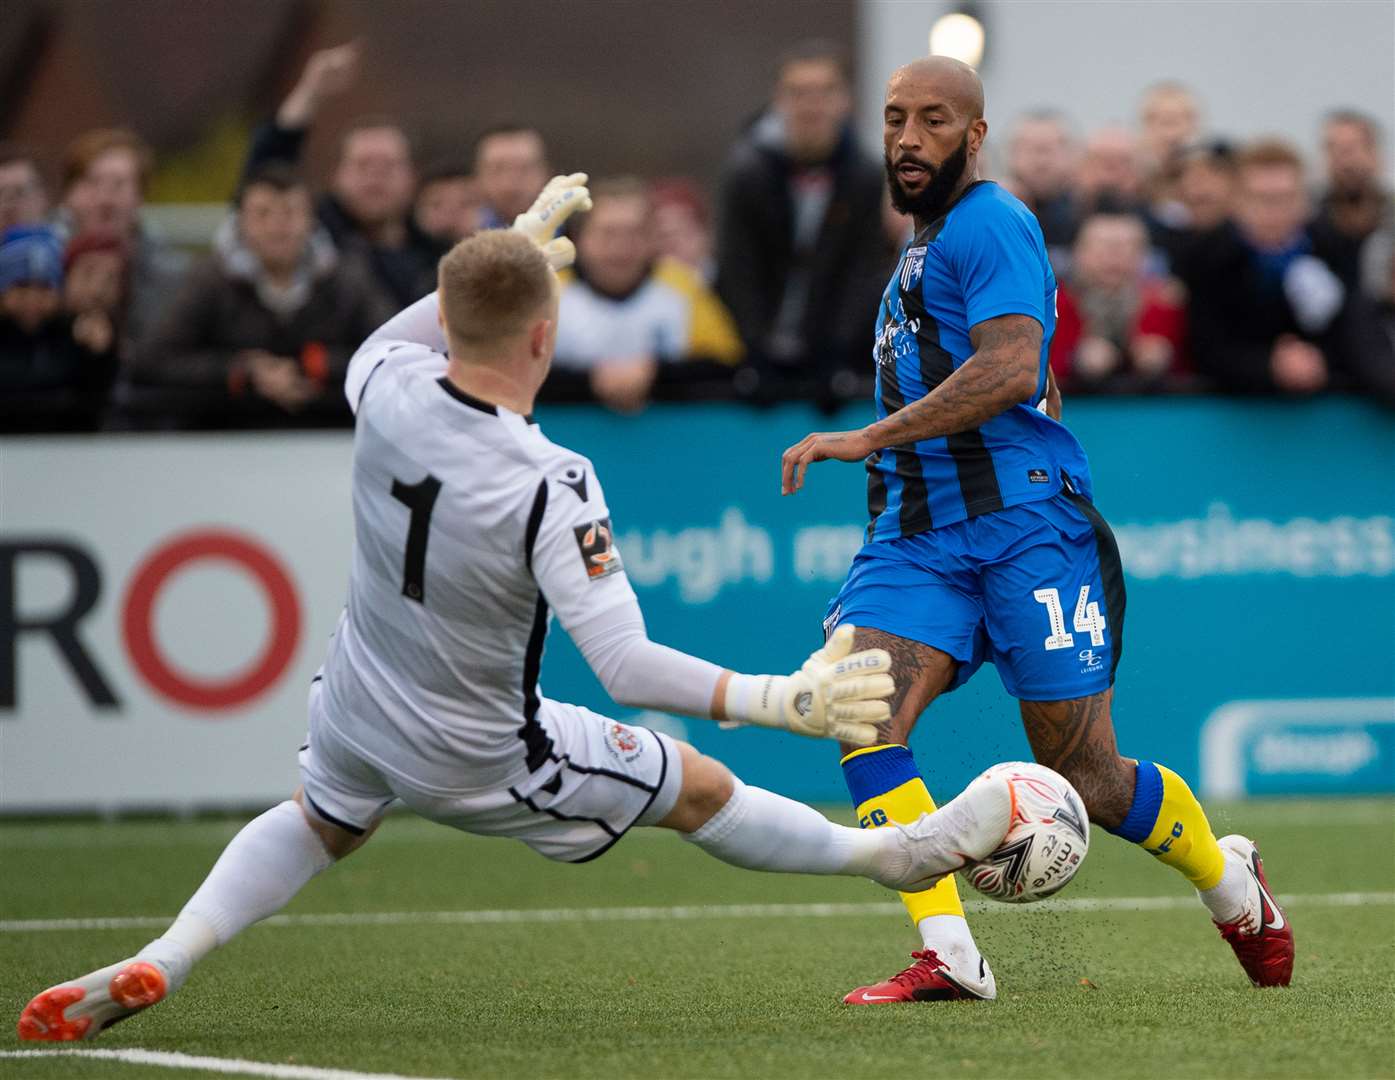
[298,684,683,863]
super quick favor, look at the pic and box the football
[965,761,1090,903]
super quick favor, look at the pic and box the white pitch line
[1,891,1391,934]
[0,1047,456,1080]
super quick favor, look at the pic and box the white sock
[138,801,334,988]
[917,914,982,973]
[683,780,895,878]
[1198,852,1249,925]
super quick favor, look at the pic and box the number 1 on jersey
[391,473,442,604]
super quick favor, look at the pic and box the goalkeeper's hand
[720,625,894,747]
[511,172,592,270]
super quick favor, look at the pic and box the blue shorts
[824,488,1126,701]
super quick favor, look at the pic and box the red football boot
[843,948,996,1004]
[18,959,167,1041]
[1214,835,1294,988]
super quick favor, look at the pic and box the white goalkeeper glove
[720,625,894,747]
[511,172,592,270]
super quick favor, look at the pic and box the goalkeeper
[19,174,1017,1042]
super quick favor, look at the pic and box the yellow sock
[842,745,965,922]
[1108,760,1225,891]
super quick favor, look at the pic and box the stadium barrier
[2,398,1392,813]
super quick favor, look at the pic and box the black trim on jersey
[517,477,555,772]
[523,479,548,572]
[304,793,367,837]
[947,429,1005,515]
[436,377,499,415]
[356,359,387,409]
[518,593,554,772]
[1059,480,1127,681]
[568,729,671,864]
[898,231,1005,520]
[864,465,888,542]
[873,293,932,537]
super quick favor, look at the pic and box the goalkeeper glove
[720,625,894,747]
[512,172,592,269]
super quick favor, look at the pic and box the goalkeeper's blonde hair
[438,230,555,348]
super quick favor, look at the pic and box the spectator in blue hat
[0,226,116,431]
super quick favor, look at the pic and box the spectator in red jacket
[1050,212,1187,390]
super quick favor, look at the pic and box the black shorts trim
[549,750,660,795]
[304,793,367,837]
[1058,483,1126,682]
[568,729,671,864]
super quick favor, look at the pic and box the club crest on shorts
[605,722,643,763]
[573,518,623,580]
[900,246,927,291]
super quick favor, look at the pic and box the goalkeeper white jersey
[318,320,640,796]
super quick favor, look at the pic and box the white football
[964,761,1090,903]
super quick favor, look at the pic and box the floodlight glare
[929,11,986,69]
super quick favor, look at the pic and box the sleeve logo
[573,518,623,580]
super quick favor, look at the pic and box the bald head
[883,57,988,224]
[888,57,984,122]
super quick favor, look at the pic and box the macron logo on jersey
[574,519,623,580]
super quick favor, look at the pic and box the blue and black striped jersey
[866,180,1092,540]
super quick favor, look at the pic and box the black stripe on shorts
[1058,483,1127,681]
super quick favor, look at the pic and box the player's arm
[530,477,893,746]
[1043,364,1062,421]
[780,314,1041,494]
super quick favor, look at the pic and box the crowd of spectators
[1,40,1391,432]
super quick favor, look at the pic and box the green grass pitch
[2,798,1392,1080]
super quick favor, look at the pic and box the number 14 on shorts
[1033,586,1106,650]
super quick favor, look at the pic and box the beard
[886,134,971,221]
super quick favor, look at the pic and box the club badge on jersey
[574,519,623,580]
[899,245,927,291]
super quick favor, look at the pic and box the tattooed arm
[780,314,1042,494]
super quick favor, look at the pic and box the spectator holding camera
[1174,139,1353,396]
[0,226,116,431]
[1049,212,1187,390]
[59,128,189,356]
[549,178,743,412]
[243,41,445,306]
[715,39,886,398]
[131,165,392,427]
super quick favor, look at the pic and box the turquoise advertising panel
[536,398,1395,804]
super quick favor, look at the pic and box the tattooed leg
[842,628,957,755]
[1021,691,1238,918]
[1018,689,1136,829]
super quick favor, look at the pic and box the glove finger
[536,172,588,202]
[806,624,854,671]
[829,721,878,747]
[541,236,576,270]
[831,648,891,678]
[830,699,891,723]
[827,673,895,702]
